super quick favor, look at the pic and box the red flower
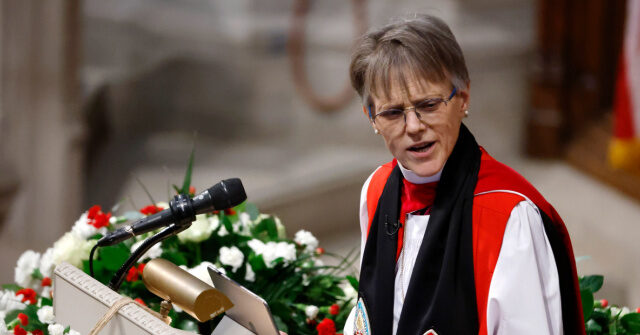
[140,205,162,216]
[17,313,28,326]
[126,266,139,282]
[636,307,640,313]
[91,212,111,228]
[15,288,36,305]
[32,330,43,335]
[316,318,336,335]
[189,186,196,196]
[600,299,608,308]
[329,304,340,315]
[13,325,26,335]
[315,247,325,255]
[137,263,146,274]
[87,205,102,219]
[224,208,236,216]
[41,277,52,287]
[134,298,147,306]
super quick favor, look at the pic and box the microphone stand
[108,193,196,291]
[108,223,190,291]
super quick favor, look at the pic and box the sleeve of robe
[346,172,563,335]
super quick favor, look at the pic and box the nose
[404,108,425,134]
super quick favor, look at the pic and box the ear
[458,83,470,111]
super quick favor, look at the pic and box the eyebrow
[378,95,444,111]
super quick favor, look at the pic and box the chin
[406,161,444,178]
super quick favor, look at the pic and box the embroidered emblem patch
[354,298,371,335]
[424,330,438,335]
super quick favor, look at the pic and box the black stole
[358,124,481,334]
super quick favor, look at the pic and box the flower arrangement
[580,275,640,334]
[2,156,359,335]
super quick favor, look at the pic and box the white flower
[239,212,252,226]
[178,214,216,243]
[247,239,296,268]
[219,246,244,272]
[48,324,65,335]
[0,311,6,334]
[233,212,253,236]
[14,250,41,288]
[218,224,229,236]
[37,305,55,324]
[39,248,55,278]
[244,263,255,282]
[52,232,97,268]
[294,230,319,252]
[71,212,107,239]
[181,262,216,287]
[68,329,81,335]
[130,240,163,261]
[41,286,52,299]
[305,305,319,319]
[340,281,357,302]
[0,290,25,313]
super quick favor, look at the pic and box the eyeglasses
[368,87,457,131]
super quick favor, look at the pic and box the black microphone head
[208,178,246,210]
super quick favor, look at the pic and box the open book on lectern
[53,262,193,335]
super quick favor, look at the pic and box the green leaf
[253,217,278,240]
[346,275,359,291]
[580,275,604,293]
[586,319,602,332]
[581,288,594,321]
[31,268,43,280]
[64,325,71,334]
[99,244,132,271]
[2,283,22,291]
[180,146,195,195]
[621,313,640,332]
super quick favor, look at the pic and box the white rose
[244,264,255,282]
[39,248,55,278]
[250,241,296,268]
[37,305,55,324]
[219,246,244,272]
[14,250,41,288]
[233,212,252,236]
[181,262,216,287]
[294,230,319,252]
[130,240,163,261]
[71,212,107,240]
[178,214,214,243]
[52,232,97,268]
[340,281,357,302]
[41,286,52,300]
[0,290,25,313]
[305,305,319,319]
[48,324,65,335]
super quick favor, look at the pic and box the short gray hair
[349,14,469,105]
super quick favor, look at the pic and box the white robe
[343,164,563,335]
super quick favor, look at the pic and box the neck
[397,161,442,184]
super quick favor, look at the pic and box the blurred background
[1,0,639,308]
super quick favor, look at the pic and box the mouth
[407,141,435,152]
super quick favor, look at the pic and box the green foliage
[580,274,640,334]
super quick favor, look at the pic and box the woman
[344,14,585,335]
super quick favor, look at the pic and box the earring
[374,128,380,134]
[464,110,469,117]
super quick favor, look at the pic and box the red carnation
[316,318,336,335]
[91,211,111,228]
[15,288,36,305]
[329,303,340,315]
[13,324,26,335]
[600,299,609,308]
[17,313,28,326]
[87,205,102,219]
[140,205,162,216]
[138,263,146,274]
[41,277,52,287]
[189,186,196,196]
[126,266,139,282]
[32,330,43,335]
[636,307,640,313]
[315,247,325,255]
[224,208,236,216]
[134,298,147,306]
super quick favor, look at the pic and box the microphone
[97,178,246,247]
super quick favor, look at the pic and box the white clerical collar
[397,161,443,184]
